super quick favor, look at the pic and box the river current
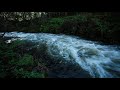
[3,32,120,78]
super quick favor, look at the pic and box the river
[2,32,120,78]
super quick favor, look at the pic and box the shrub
[14,68,45,78]
[40,18,64,33]
[0,40,48,78]
[17,54,34,66]
[10,40,25,49]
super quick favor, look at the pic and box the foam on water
[3,32,120,78]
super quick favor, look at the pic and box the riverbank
[0,38,48,78]
[0,36,91,78]
[40,15,120,45]
[1,32,120,78]
[1,14,120,45]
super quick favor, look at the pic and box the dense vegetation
[0,39,48,78]
[0,12,120,44]
[0,12,120,78]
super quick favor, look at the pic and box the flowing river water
[2,32,120,78]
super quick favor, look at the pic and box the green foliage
[0,61,7,78]
[14,68,45,78]
[64,15,88,22]
[40,14,106,36]
[40,18,64,33]
[1,12,120,44]
[17,54,34,66]
[0,40,48,78]
[10,40,25,49]
[91,18,108,31]
[49,18,64,25]
[22,71,44,78]
[8,59,17,65]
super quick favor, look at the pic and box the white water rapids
[3,32,120,78]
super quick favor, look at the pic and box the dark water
[3,32,120,78]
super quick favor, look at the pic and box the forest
[0,12,120,78]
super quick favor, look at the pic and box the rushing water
[3,32,120,78]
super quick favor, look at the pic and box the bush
[40,18,64,33]
[14,68,45,78]
[0,40,48,78]
[17,54,34,66]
